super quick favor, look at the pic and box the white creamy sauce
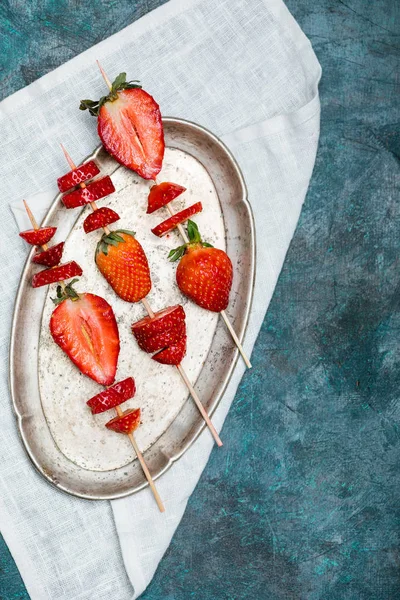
[39,148,225,471]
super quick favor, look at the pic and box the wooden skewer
[24,199,165,511]
[61,143,222,448]
[96,62,251,368]
[115,406,165,512]
[83,66,224,445]
[161,185,252,368]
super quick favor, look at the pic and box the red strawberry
[20,227,57,246]
[50,286,120,386]
[57,161,100,192]
[95,230,151,303]
[151,202,202,237]
[147,182,186,214]
[136,321,186,353]
[32,261,83,288]
[80,73,164,180]
[87,377,136,414]
[131,305,185,341]
[32,242,64,267]
[83,207,120,233]
[152,337,186,365]
[106,408,141,434]
[62,176,115,209]
[170,220,233,313]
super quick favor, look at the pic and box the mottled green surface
[1,0,400,598]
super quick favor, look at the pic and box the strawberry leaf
[168,245,186,262]
[80,73,142,117]
[187,219,202,244]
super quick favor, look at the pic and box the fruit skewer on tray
[20,201,164,511]
[58,146,223,448]
[79,64,251,369]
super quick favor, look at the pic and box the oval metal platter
[9,118,255,500]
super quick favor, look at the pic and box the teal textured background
[1,1,399,598]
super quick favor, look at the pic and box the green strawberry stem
[168,220,213,262]
[79,73,142,116]
[52,278,80,305]
[95,229,136,257]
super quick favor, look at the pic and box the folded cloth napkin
[2,0,321,597]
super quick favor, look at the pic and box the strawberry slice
[152,337,187,365]
[98,88,165,180]
[136,321,186,353]
[20,227,57,246]
[32,242,64,267]
[87,377,136,414]
[83,207,120,233]
[106,408,141,434]
[62,176,115,209]
[50,291,120,386]
[32,261,83,288]
[57,161,100,192]
[131,305,185,341]
[147,182,186,214]
[151,203,203,237]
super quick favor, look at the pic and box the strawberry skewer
[94,63,251,369]
[23,202,165,511]
[60,147,223,448]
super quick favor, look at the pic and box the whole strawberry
[170,220,233,313]
[96,230,151,303]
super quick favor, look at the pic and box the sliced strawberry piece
[131,305,185,341]
[152,337,186,365]
[32,242,64,267]
[32,261,83,288]
[20,227,57,246]
[106,408,141,434]
[87,377,136,414]
[151,203,203,237]
[136,321,186,353]
[83,207,120,233]
[98,88,165,180]
[62,176,115,209]
[147,182,186,214]
[50,292,120,386]
[57,161,100,192]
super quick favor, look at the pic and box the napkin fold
[3,0,321,597]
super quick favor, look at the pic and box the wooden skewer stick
[92,64,224,445]
[140,299,223,447]
[160,183,252,369]
[95,62,251,368]
[23,200,66,291]
[115,405,165,512]
[25,200,164,511]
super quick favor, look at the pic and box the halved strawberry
[136,321,186,353]
[152,337,186,365]
[151,203,203,237]
[80,73,165,180]
[87,377,136,414]
[106,408,141,434]
[57,161,100,192]
[32,242,64,267]
[131,305,185,341]
[32,260,83,288]
[147,182,186,214]
[95,230,151,303]
[62,176,115,209]
[83,207,120,233]
[50,286,120,386]
[20,227,57,246]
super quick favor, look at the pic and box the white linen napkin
[2,0,321,597]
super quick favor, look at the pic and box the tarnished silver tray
[9,118,255,500]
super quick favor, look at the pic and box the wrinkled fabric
[3,0,321,597]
